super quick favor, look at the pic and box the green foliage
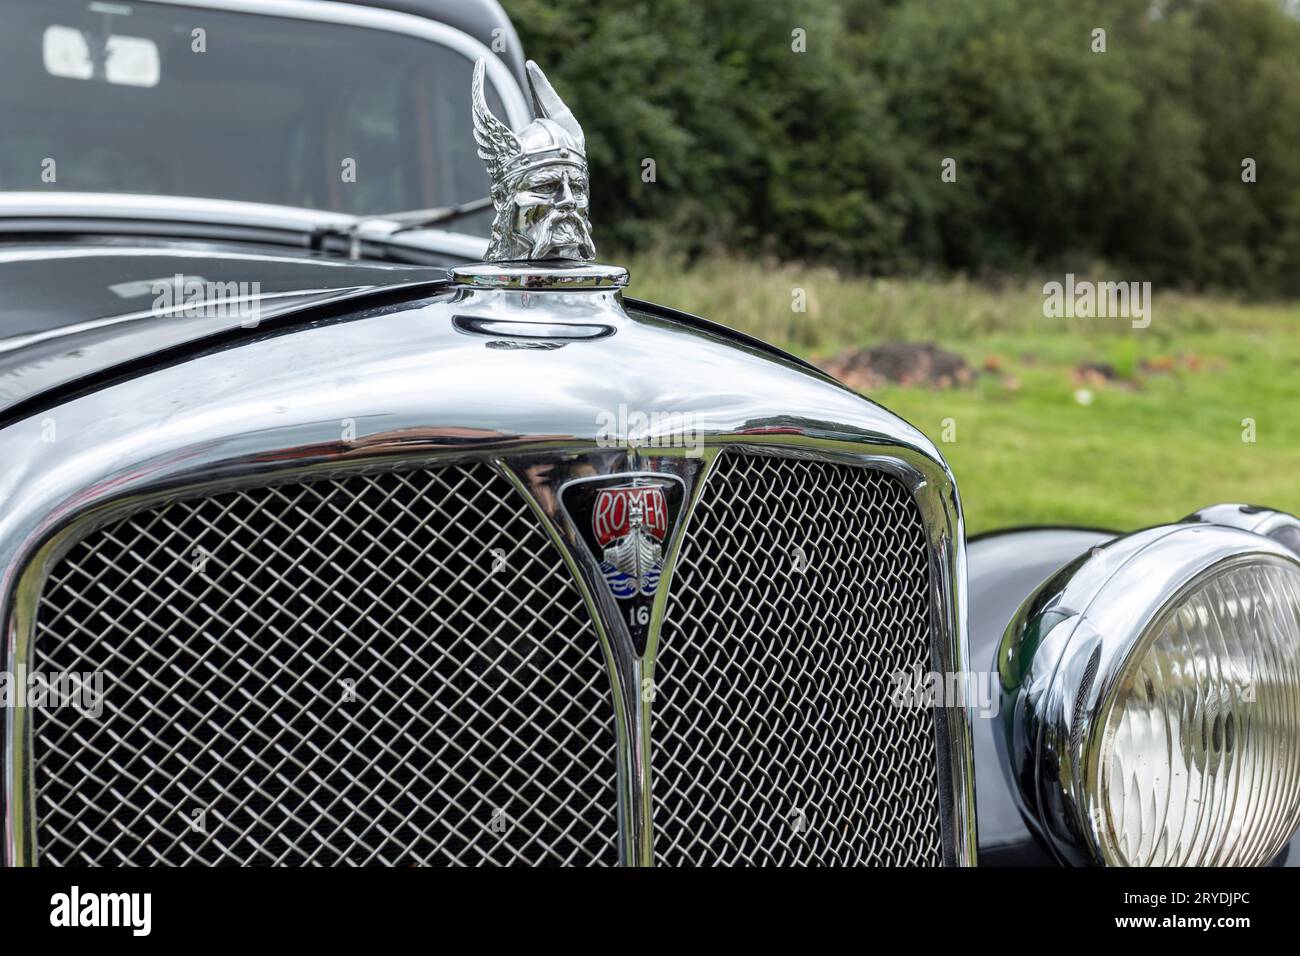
[504,0,1300,294]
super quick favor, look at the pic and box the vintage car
[0,0,1296,868]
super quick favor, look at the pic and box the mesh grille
[31,464,618,866]
[652,453,944,865]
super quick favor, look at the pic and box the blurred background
[505,0,1300,534]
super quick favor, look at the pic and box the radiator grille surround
[30,464,619,866]
[25,453,954,867]
[652,453,945,865]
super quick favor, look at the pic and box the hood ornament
[472,58,595,262]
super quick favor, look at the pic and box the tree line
[506,0,1300,295]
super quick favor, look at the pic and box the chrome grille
[653,453,944,865]
[31,464,619,866]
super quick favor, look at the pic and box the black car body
[1,0,1297,867]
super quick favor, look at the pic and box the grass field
[625,256,1300,536]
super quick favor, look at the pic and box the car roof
[336,0,529,89]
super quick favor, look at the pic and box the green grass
[625,256,1300,535]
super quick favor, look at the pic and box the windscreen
[0,0,512,221]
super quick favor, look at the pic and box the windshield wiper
[373,196,494,234]
[313,196,494,258]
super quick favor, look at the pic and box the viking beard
[494,202,595,261]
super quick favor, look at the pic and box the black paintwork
[967,527,1114,864]
[624,299,827,379]
[0,236,447,337]
[0,236,450,415]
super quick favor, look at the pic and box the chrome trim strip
[0,195,492,261]
[501,448,714,866]
[132,0,531,127]
[0,195,493,262]
[0,285,976,866]
[0,193,360,234]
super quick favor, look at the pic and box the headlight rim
[1001,521,1300,866]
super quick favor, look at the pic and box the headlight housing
[1000,522,1300,866]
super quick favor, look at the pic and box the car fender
[968,526,1114,864]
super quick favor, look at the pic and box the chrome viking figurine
[472,57,595,262]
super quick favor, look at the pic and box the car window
[0,0,509,222]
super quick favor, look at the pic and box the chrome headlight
[1000,522,1300,866]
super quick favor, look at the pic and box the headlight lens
[1094,555,1300,866]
